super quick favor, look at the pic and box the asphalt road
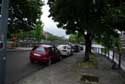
[5,50,45,84]
[16,52,83,84]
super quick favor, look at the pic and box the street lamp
[0,0,9,84]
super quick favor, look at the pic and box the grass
[79,53,97,68]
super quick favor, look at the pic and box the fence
[92,44,125,71]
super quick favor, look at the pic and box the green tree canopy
[69,32,84,43]
[8,0,43,35]
[48,0,125,61]
[48,0,109,61]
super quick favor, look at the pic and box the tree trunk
[104,48,107,56]
[84,32,92,61]
[118,52,122,68]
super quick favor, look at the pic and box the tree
[16,21,44,42]
[8,0,43,37]
[48,0,107,61]
[48,0,125,61]
[102,0,125,68]
[69,32,84,43]
[44,32,66,42]
[107,0,125,31]
[33,21,44,42]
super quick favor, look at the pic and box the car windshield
[35,46,45,52]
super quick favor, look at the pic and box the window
[35,47,45,52]
[48,47,54,53]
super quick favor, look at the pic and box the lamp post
[0,0,9,84]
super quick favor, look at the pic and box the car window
[35,46,45,52]
[63,46,66,49]
[67,46,71,49]
[55,48,59,53]
[48,47,54,53]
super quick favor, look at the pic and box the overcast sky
[41,0,68,38]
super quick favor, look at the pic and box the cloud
[41,0,67,38]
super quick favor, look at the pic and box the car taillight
[33,53,41,56]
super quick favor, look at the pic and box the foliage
[33,21,44,41]
[48,0,107,61]
[69,32,84,43]
[94,0,125,51]
[8,0,43,36]
[16,21,44,41]
[45,32,66,42]
[94,31,119,50]
[48,0,125,61]
[48,0,105,34]
[103,0,125,31]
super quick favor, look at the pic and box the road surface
[6,50,44,84]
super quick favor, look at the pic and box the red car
[30,44,62,65]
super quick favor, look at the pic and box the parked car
[73,44,80,52]
[30,44,62,65]
[79,45,84,51]
[57,44,72,56]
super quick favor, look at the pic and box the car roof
[58,44,69,46]
[40,44,53,48]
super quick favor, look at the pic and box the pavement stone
[96,55,125,84]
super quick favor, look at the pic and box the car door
[48,47,54,60]
[52,47,59,60]
[54,47,60,59]
[49,47,56,60]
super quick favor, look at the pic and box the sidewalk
[16,53,125,84]
[113,52,125,71]
[96,55,125,84]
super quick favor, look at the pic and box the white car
[57,44,72,56]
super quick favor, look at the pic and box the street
[5,50,81,84]
[4,48,125,84]
[6,50,44,84]
[17,52,83,84]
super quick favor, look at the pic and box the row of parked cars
[29,43,84,65]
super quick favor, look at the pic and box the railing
[92,44,125,71]
[7,41,40,48]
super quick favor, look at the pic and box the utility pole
[0,0,9,84]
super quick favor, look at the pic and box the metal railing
[92,44,125,71]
